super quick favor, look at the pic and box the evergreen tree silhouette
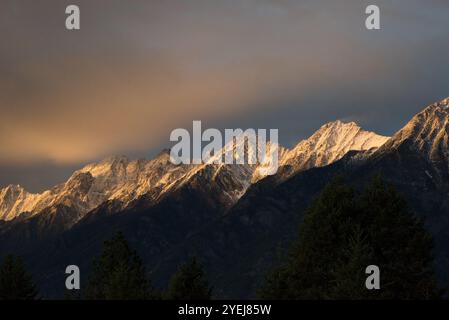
[166,257,212,300]
[0,255,38,300]
[259,176,440,299]
[330,225,374,299]
[357,176,440,299]
[85,232,157,300]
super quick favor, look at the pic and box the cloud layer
[1,0,449,190]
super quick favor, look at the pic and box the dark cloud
[0,0,448,191]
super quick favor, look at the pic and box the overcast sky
[1,0,449,192]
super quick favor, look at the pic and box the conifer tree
[357,176,439,299]
[259,177,440,299]
[330,225,374,299]
[0,255,38,300]
[85,232,157,300]
[166,257,212,300]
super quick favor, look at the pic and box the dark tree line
[259,177,441,299]
[84,232,212,300]
[0,177,442,299]
[0,233,212,300]
[0,255,38,300]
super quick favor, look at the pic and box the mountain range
[0,120,388,223]
[0,97,448,298]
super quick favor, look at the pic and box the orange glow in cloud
[1,0,447,165]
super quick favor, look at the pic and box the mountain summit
[374,97,449,183]
[279,120,389,178]
[0,185,39,220]
[383,97,449,157]
[0,152,193,225]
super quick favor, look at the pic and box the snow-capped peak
[381,97,449,164]
[169,134,288,204]
[0,184,40,221]
[438,97,449,108]
[203,132,287,168]
[0,151,194,224]
[79,155,130,178]
[280,120,389,176]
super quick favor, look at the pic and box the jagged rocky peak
[169,134,289,204]
[281,120,389,174]
[1,184,25,195]
[436,97,449,108]
[207,132,288,167]
[0,185,29,207]
[0,150,195,223]
[306,120,389,153]
[0,184,39,221]
[79,155,130,177]
[418,97,449,121]
[384,97,449,162]
[149,148,174,167]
